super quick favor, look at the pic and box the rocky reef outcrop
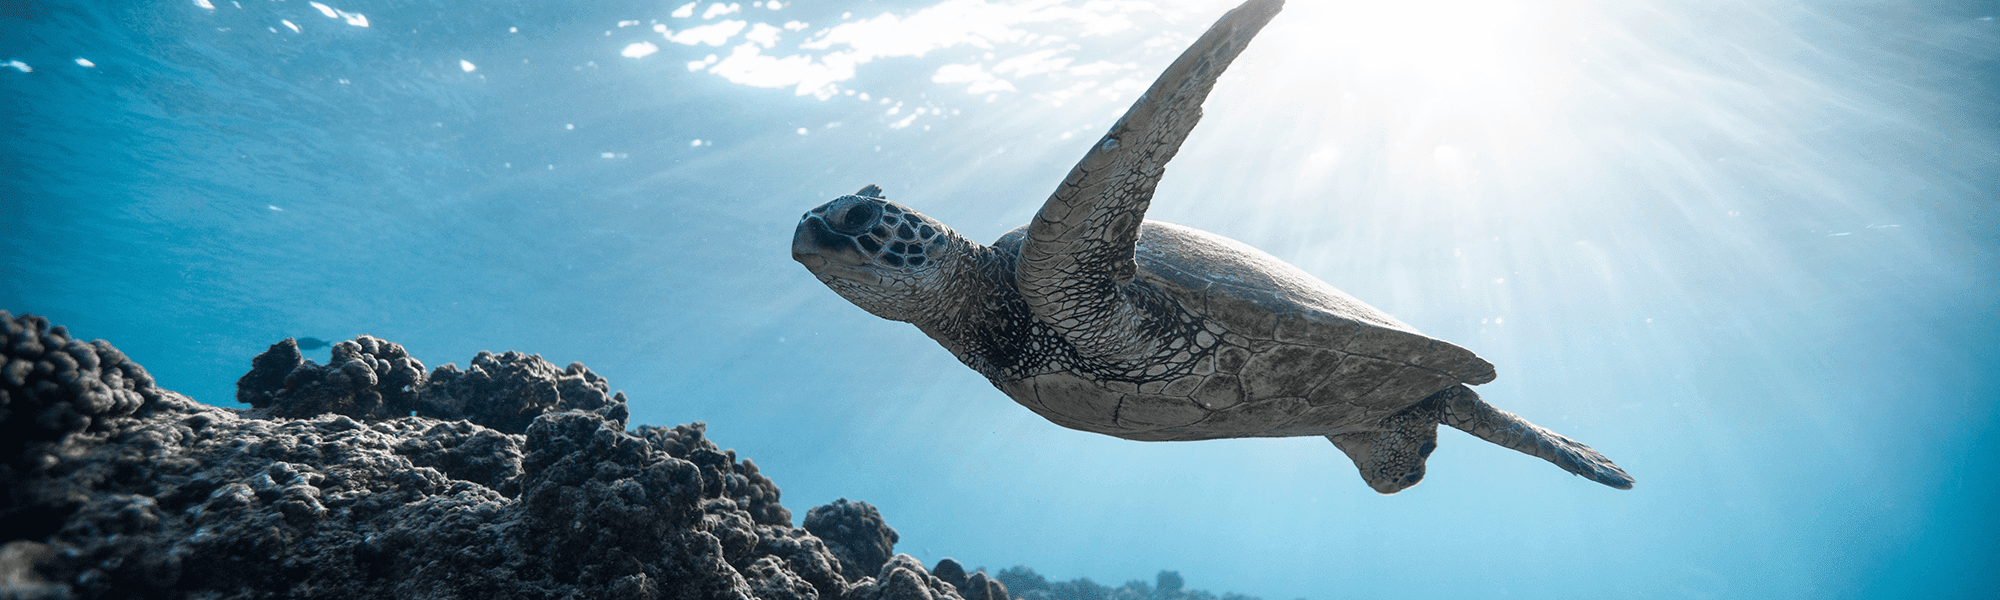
[994,567,1256,600]
[0,311,1009,600]
[233,336,625,434]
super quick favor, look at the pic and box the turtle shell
[996,221,1497,442]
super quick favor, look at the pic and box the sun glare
[1231,0,1584,197]
[1277,0,1569,107]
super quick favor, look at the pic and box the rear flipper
[1327,400,1444,495]
[1435,384,1636,489]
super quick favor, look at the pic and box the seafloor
[0,311,1252,600]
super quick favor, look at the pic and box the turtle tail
[1433,385,1636,489]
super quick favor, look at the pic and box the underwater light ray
[3,0,1991,598]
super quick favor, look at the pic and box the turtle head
[792,185,971,323]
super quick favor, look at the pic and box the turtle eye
[829,201,881,234]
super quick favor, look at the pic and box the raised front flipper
[1016,0,1284,359]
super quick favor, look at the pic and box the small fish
[295,337,331,350]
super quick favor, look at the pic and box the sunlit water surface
[4,0,1996,598]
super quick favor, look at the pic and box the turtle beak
[792,217,865,266]
[792,216,880,284]
[794,253,828,270]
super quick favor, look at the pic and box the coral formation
[0,312,1262,600]
[804,499,900,579]
[1,312,160,473]
[933,559,1012,600]
[0,312,1009,600]
[235,337,624,434]
[236,335,428,421]
[995,567,1255,600]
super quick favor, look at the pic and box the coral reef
[803,499,899,579]
[1,313,160,474]
[0,312,1263,600]
[235,336,624,434]
[0,312,1008,600]
[932,559,1012,600]
[234,335,428,421]
[995,567,1256,600]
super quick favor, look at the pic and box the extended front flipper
[1016,0,1285,359]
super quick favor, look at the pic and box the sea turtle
[789,0,1633,494]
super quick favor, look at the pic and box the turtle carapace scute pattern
[789,0,1633,494]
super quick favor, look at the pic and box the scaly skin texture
[790,0,1634,494]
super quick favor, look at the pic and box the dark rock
[0,539,68,599]
[963,571,1010,600]
[934,558,969,590]
[1,311,169,545]
[805,499,900,580]
[3,316,1253,600]
[3,319,996,600]
[927,560,1012,600]
[389,419,525,495]
[234,335,427,421]
[746,555,822,600]
[420,351,627,434]
[236,337,628,435]
[235,338,301,408]
[634,422,791,527]
[754,525,847,599]
[846,555,961,600]
[995,566,1256,600]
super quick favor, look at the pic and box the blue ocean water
[3,0,1996,597]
